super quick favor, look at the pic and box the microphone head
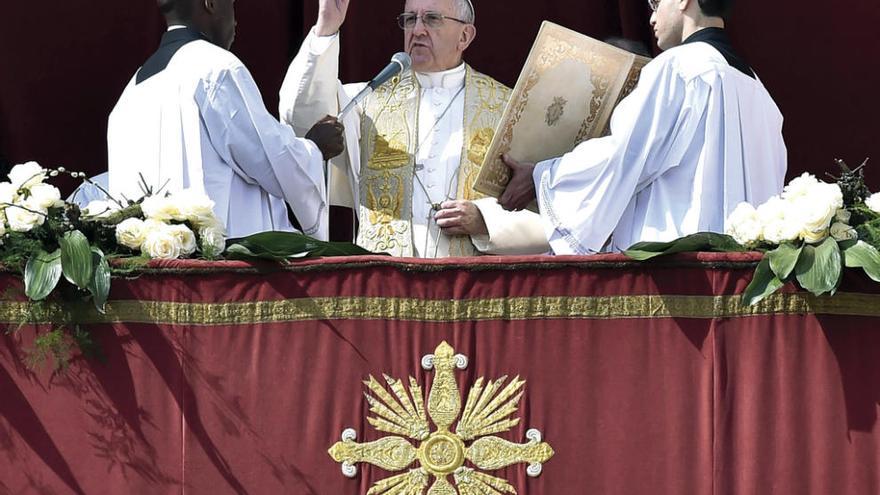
[391,52,412,72]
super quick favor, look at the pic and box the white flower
[115,218,148,250]
[830,222,858,242]
[0,181,18,206]
[174,190,217,227]
[199,223,226,256]
[802,228,828,244]
[167,224,197,256]
[83,200,119,218]
[781,172,820,202]
[866,193,880,214]
[793,182,843,236]
[5,204,47,232]
[141,195,184,222]
[8,162,47,191]
[26,183,63,210]
[141,228,182,260]
[0,219,6,238]
[835,209,852,224]
[725,202,763,246]
[756,196,800,244]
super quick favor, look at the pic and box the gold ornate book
[473,21,651,198]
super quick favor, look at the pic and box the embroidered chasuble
[357,66,510,257]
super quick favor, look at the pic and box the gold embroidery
[370,134,411,170]
[466,127,495,169]
[358,67,511,257]
[328,342,554,494]
[3,292,879,326]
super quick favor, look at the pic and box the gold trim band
[2,292,879,326]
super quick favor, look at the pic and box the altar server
[500,0,787,254]
[108,0,344,239]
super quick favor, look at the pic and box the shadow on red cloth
[821,318,880,433]
[0,364,86,495]
[649,263,716,351]
[127,326,249,495]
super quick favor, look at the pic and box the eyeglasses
[647,0,660,11]
[397,12,469,30]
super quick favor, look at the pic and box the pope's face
[650,0,684,51]
[402,0,471,72]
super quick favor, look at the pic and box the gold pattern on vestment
[328,342,554,494]
[358,66,511,257]
[3,292,880,326]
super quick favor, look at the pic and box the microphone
[338,52,412,119]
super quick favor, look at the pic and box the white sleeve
[280,27,366,209]
[279,27,342,136]
[470,197,550,255]
[199,65,328,240]
[534,57,708,254]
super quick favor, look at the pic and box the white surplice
[108,32,328,240]
[280,28,549,257]
[534,41,787,254]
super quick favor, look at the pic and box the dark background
[1,0,878,193]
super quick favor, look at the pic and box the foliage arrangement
[625,159,880,305]
[0,161,371,369]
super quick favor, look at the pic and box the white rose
[791,182,843,236]
[141,195,184,222]
[835,209,852,224]
[781,172,820,202]
[830,222,858,242]
[866,193,880,214]
[141,228,182,260]
[0,181,17,205]
[802,228,828,244]
[8,162,47,191]
[199,224,226,256]
[115,218,148,250]
[83,200,118,218]
[167,224,197,256]
[5,204,47,232]
[174,190,216,227]
[725,202,763,246]
[26,183,63,210]
[0,219,6,238]
[756,196,800,245]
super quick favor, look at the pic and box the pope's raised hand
[316,0,351,37]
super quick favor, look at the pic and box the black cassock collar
[683,27,755,79]
[137,27,208,84]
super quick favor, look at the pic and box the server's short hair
[158,0,192,17]
[698,0,734,18]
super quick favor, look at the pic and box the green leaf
[24,249,62,301]
[88,248,111,314]
[742,257,785,306]
[841,240,880,282]
[59,230,94,289]
[624,232,746,261]
[767,242,803,280]
[224,231,376,261]
[794,237,842,296]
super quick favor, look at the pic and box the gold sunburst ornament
[329,342,555,494]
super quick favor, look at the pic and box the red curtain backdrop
[1,1,879,189]
[2,254,880,494]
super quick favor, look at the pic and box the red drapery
[2,253,880,494]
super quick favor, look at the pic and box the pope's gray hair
[453,0,475,23]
